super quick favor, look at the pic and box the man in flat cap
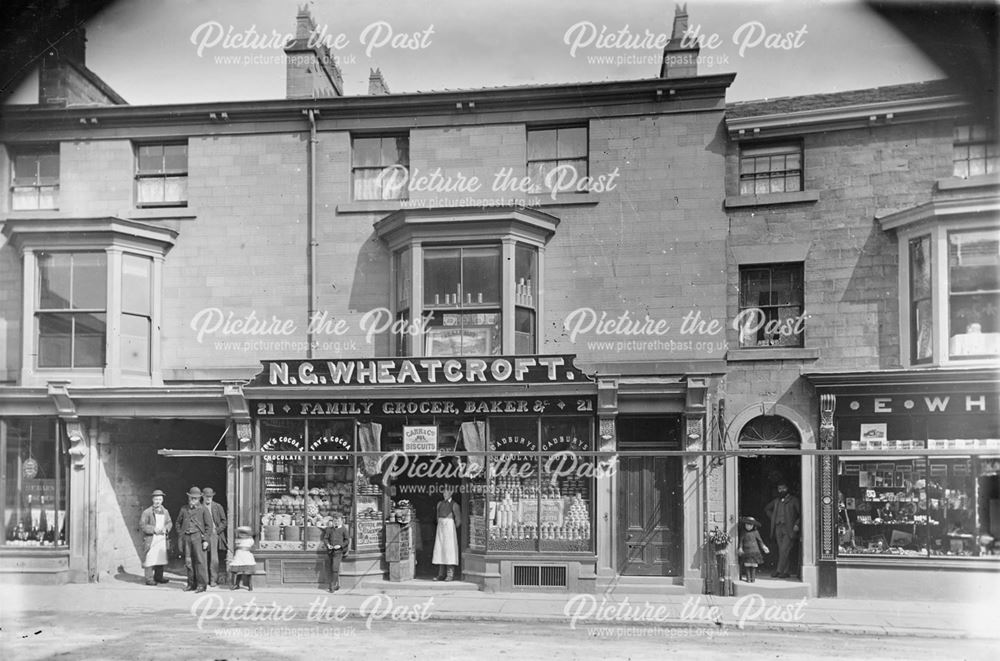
[202,487,228,587]
[139,489,172,585]
[175,486,215,592]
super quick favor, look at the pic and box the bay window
[1,218,175,386]
[880,200,1000,367]
[375,207,557,357]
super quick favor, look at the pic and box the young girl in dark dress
[738,516,769,583]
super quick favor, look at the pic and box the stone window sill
[122,207,197,221]
[935,174,1000,191]
[724,190,820,209]
[727,347,820,361]
[337,200,403,213]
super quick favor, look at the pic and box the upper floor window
[739,142,802,195]
[10,146,59,210]
[896,221,1000,367]
[948,228,1000,359]
[135,143,188,207]
[737,262,804,348]
[37,252,107,368]
[527,126,587,193]
[376,208,555,358]
[2,217,175,386]
[953,124,997,179]
[352,135,409,201]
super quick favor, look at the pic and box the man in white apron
[139,489,173,585]
[432,488,461,581]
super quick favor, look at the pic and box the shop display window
[2,418,68,547]
[838,455,1000,558]
[486,415,595,553]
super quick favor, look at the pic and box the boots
[245,575,253,591]
[230,574,240,590]
[749,567,757,583]
[434,565,446,581]
[445,566,454,582]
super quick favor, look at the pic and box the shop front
[244,356,608,591]
[807,368,1000,601]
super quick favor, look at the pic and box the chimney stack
[284,5,344,98]
[38,26,126,106]
[659,4,699,79]
[368,68,390,95]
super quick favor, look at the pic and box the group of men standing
[138,486,228,591]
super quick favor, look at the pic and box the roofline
[0,74,736,131]
[726,95,965,140]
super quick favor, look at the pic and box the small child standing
[229,526,256,591]
[738,516,769,583]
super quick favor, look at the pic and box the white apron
[144,513,168,567]
[432,517,459,565]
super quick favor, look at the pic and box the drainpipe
[304,109,318,359]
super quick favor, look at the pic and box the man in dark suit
[175,486,214,592]
[322,513,350,592]
[764,481,801,578]
[202,487,227,587]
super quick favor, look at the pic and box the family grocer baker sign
[251,355,589,387]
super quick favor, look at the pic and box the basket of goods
[284,524,301,541]
[304,525,323,542]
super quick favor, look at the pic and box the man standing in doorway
[764,481,801,578]
[202,487,227,587]
[139,489,172,585]
[175,486,214,592]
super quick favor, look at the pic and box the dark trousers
[144,565,165,582]
[206,543,224,584]
[181,533,209,588]
[328,550,344,588]
[775,527,798,575]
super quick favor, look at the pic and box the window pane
[163,176,187,203]
[954,159,969,179]
[379,138,399,166]
[137,145,163,173]
[352,138,382,167]
[11,188,38,210]
[119,253,152,314]
[969,158,986,177]
[12,154,39,186]
[515,244,537,307]
[4,418,67,546]
[395,249,411,311]
[754,179,769,195]
[38,253,72,309]
[73,313,106,367]
[739,268,770,308]
[949,229,1000,293]
[162,144,187,172]
[527,161,553,191]
[37,186,58,209]
[425,312,501,356]
[910,236,932,300]
[954,125,970,142]
[949,293,1000,357]
[769,266,802,306]
[738,180,754,195]
[423,248,461,306]
[394,136,409,167]
[913,299,933,361]
[770,176,786,193]
[72,253,107,310]
[352,168,381,201]
[120,314,150,372]
[38,314,72,367]
[562,158,588,184]
[785,175,801,192]
[557,127,587,159]
[515,308,535,354]
[261,420,307,550]
[489,417,538,552]
[137,178,164,205]
[462,247,500,305]
[527,129,557,161]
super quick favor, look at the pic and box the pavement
[3,573,998,640]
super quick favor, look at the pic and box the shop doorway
[616,416,684,577]
[388,455,462,579]
[737,415,802,579]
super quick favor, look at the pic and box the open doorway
[388,455,462,579]
[736,415,802,580]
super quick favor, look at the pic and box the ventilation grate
[513,565,567,588]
